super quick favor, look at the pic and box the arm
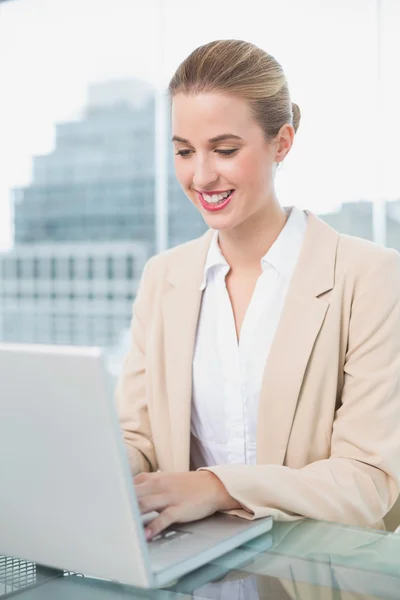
[115,258,158,476]
[202,250,400,527]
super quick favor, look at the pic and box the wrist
[202,470,242,511]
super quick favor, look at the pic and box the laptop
[0,343,273,589]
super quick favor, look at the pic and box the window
[107,256,114,280]
[57,258,69,279]
[68,257,75,280]
[15,259,22,279]
[33,258,40,279]
[126,256,134,280]
[51,258,57,280]
[87,257,94,280]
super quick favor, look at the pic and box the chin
[190,193,244,231]
[201,214,242,232]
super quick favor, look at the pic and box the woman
[116,39,400,540]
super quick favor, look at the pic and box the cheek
[174,159,193,188]
[229,154,267,186]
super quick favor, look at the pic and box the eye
[215,148,238,156]
[175,149,193,158]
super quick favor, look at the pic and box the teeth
[203,190,232,204]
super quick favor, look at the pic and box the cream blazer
[115,211,400,530]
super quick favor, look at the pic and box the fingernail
[145,528,152,541]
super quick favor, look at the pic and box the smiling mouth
[200,190,234,205]
[196,189,235,212]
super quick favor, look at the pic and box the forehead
[171,92,259,140]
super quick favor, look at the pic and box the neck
[218,198,288,272]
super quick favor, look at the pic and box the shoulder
[336,232,400,282]
[306,212,400,297]
[309,211,400,274]
[140,230,212,286]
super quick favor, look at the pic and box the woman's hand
[134,471,241,540]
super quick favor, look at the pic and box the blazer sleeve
[115,257,159,476]
[201,250,400,527]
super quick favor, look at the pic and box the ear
[274,124,295,163]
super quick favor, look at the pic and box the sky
[0,0,399,250]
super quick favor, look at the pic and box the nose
[192,156,218,190]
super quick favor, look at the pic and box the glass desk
[0,555,62,597]
[3,519,400,599]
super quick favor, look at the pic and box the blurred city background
[0,0,399,378]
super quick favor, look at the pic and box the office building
[0,79,206,349]
[0,242,146,348]
[13,79,206,251]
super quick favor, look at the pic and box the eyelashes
[175,148,239,158]
[175,149,192,157]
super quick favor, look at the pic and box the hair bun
[292,102,301,133]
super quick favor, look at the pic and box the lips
[196,190,235,213]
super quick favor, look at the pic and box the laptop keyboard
[149,529,191,545]
[141,512,192,545]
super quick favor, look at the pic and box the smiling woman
[169,40,297,241]
[116,39,400,540]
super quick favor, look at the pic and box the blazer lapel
[257,213,339,465]
[161,213,339,471]
[162,230,213,471]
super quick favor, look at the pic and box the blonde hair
[168,39,300,140]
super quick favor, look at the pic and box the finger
[134,472,152,485]
[135,474,164,497]
[135,477,161,498]
[134,481,153,498]
[145,507,178,540]
[137,493,168,515]
[141,511,159,527]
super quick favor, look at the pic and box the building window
[22,258,33,278]
[57,258,69,279]
[107,256,114,280]
[68,257,75,280]
[126,256,134,279]
[113,256,125,278]
[33,258,40,279]
[16,258,22,279]
[87,257,94,280]
[51,257,57,280]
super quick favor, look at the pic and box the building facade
[0,242,146,348]
[0,78,206,350]
[12,79,206,252]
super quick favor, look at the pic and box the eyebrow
[172,133,243,144]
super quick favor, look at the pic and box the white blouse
[190,206,308,470]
